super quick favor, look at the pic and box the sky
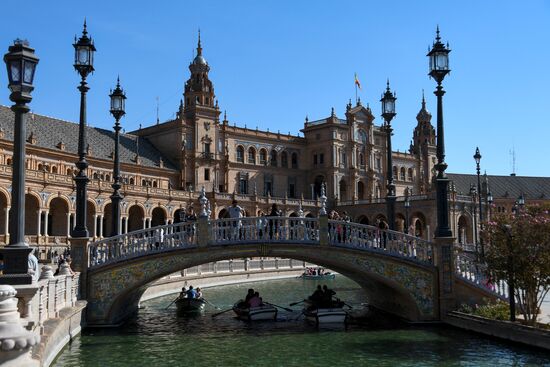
[1,1,549,177]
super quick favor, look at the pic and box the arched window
[281,152,288,168]
[38,163,43,171]
[259,149,267,164]
[270,150,277,166]
[93,172,99,180]
[408,168,413,181]
[153,181,158,188]
[291,153,298,169]
[248,147,256,164]
[51,166,58,174]
[400,167,406,181]
[6,158,12,166]
[236,146,244,163]
[358,129,368,145]
[392,166,398,179]
[142,179,147,186]
[129,178,135,185]
[66,168,72,176]
[105,174,111,182]
[359,153,365,166]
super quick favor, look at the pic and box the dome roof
[193,54,207,65]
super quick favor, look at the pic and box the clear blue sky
[1,1,549,177]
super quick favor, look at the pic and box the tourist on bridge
[257,211,268,239]
[185,206,197,240]
[228,199,244,239]
[268,203,281,239]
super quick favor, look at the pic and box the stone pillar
[92,214,97,239]
[0,285,40,367]
[319,215,328,246]
[4,207,9,244]
[70,237,89,298]
[66,213,71,237]
[43,211,49,237]
[142,218,146,229]
[197,216,210,248]
[98,215,104,238]
[433,236,455,320]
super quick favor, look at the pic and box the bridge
[67,191,506,326]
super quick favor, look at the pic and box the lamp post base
[0,246,33,285]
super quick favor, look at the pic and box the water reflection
[55,277,550,367]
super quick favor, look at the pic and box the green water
[54,277,550,366]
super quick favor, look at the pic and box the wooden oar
[211,307,234,318]
[265,302,294,312]
[203,298,221,310]
[289,300,305,307]
[342,301,353,309]
[165,296,180,310]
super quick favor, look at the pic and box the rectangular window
[204,143,211,154]
[204,168,210,181]
[313,154,318,165]
[288,183,296,198]
[319,153,324,165]
[376,158,381,170]
[264,181,273,196]
[239,178,248,194]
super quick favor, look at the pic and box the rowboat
[299,273,336,280]
[232,302,278,321]
[176,298,206,313]
[303,300,347,325]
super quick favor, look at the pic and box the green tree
[484,205,550,325]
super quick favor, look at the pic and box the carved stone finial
[39,265,54,280]
[297,202,304,218]
[199,186,209,218]
[319,183,327,216]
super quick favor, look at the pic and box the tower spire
[197,29,202,56]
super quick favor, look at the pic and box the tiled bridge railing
[88,216,435,269]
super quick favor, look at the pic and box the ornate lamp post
[404,190,411,234]
[72,20,96,238]
[473,147,484,258]
[109,77,126,236]
[381,80,397,230]
[0,40,39,284]
[470,184,479,257]
[428,26,452,238]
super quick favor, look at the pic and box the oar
[342,301,353,309]
[211,308,234,318]
[289,300,305,307]
[203,298,221,310]
[265,302,294,312]
[165,296,180,310]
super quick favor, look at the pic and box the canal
[55,276,550,366]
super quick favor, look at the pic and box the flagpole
[355,82,358,104]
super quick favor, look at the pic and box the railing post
[433,236,456,320]
[70,237,89,298]
[319,215,328,246]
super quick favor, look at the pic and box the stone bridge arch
[86,243,437,326]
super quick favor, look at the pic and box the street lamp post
[381,80,397,230]
[72,20,96,238]
[470,184,479,257]
[473,147,485,258]
[0,40,39,284]
[404,190,411,234]
[109,77,126,236]
[428,27,452,238]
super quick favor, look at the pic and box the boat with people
[176,297,207,313]
[299,267,336,280]
[303,300,347,325]
[232,302,278,321]
[301,284,348,325]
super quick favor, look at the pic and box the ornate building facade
[0,36,549,259]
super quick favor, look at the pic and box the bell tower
[183,31,218,119]
[411,92,437,193]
